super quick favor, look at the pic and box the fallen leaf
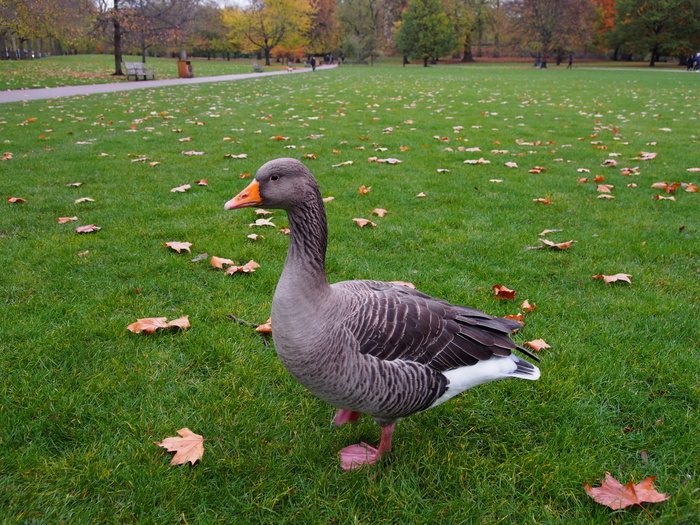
[57,216,78,223]
[521,300,537,313]
[155,428,205,466]
[592,273,632,284]
[164,241,193,253]
[493,284,516,300]
[358,185,372,195]
[249,218,276,227]
[464,157,491,164]
[504,313,525,323]
[7,197,27,203]
[416,192,427,198]
[255,209,272,215]
[389,281,416,289]
[211,255,235,268]
[371,208,388,217]
[75,224,101,233]
[684,183,698,192]
[532,198,552,205]
[223,153,248,159]
[247,233,264,240]
[538,229,562,236]
[171,184,191,193]
[524,339,550,352]
[353,218,376,228]
[597,184,614,193]
[652,195,676,201]
[74,197,95,203]
[127,315,190,334]
[584,472,670,510]
[195,179,208,186]
[539,238,576,249]
[225,260,261,274]
[332,160,353,167]
[181,150,205,156]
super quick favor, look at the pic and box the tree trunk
[461,33,474,62]
[113,0,123,75]
[264,48,271,66]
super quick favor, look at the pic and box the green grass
[0,54,282,90]
[1,61,699,524]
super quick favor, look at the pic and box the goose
[225,158,541,470]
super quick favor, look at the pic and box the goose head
[224,158,318,211]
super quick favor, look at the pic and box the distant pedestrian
[567,53,573,69]
[686,55,694,71]
[695,53,700,72]
[309,56,316,72]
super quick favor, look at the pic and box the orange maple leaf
[584,472,670,510]
[164,241,193,253]
[358,185,372,195]
[524,339,550,352]
[155,428,205,466]
[493,284,516,300]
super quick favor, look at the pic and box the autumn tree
[307,0,341,55]
[608,0,700,66]
[223,0,312,66]
[506,0,597,66]
[336,0,383,63]
[396,0,456,66]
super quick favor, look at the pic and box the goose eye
[270,175,279,181]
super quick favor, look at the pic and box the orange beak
[224,180,262,210]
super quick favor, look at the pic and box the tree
[506,0,597,67]
[336,0,383,63]
[307,0,341,55]
[223,0,312,66]
[609,0,700,66]
[396,0,457,66]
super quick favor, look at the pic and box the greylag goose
[225,158,541,470]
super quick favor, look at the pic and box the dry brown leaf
[493,284,516,300]
[75,197,95,203]
[195,179,208,186]
[155,428,205,466]
[584,472,670,510]
[171,184,191,193]
[521,300,537,313]
[75,224,101,233]
[7,197,27,203]
[353,218,376,228]
[225,260,261,274]
[539,238,576,250]
[211,255,235,269]
[57,216,78,223]
[127,315,190,334]
[524,339,550,352]
[592,273,632,284]
[358,185,372,195]
[389,281,416,289]
[371,208,388,217]
[164,241,193,253]
[532,198,552,205]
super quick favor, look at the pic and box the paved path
[0,64,336,104]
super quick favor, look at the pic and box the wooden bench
[252,62,264,72]
[123,61,155,81]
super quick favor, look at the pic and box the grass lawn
[1,62,699,524]
[0,54,283,91]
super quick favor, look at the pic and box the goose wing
[333,280,539,372]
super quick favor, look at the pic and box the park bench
[252,62,264,72]
[123,61,155,81]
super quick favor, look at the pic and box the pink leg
[339,423,396,470]
[333,409,361,426]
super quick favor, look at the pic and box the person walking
[309,56,316,72]
[567,53,573,69]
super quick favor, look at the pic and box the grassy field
[0,54,285,91]
[1,61,699,524]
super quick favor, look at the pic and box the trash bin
[178,60,193,78]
